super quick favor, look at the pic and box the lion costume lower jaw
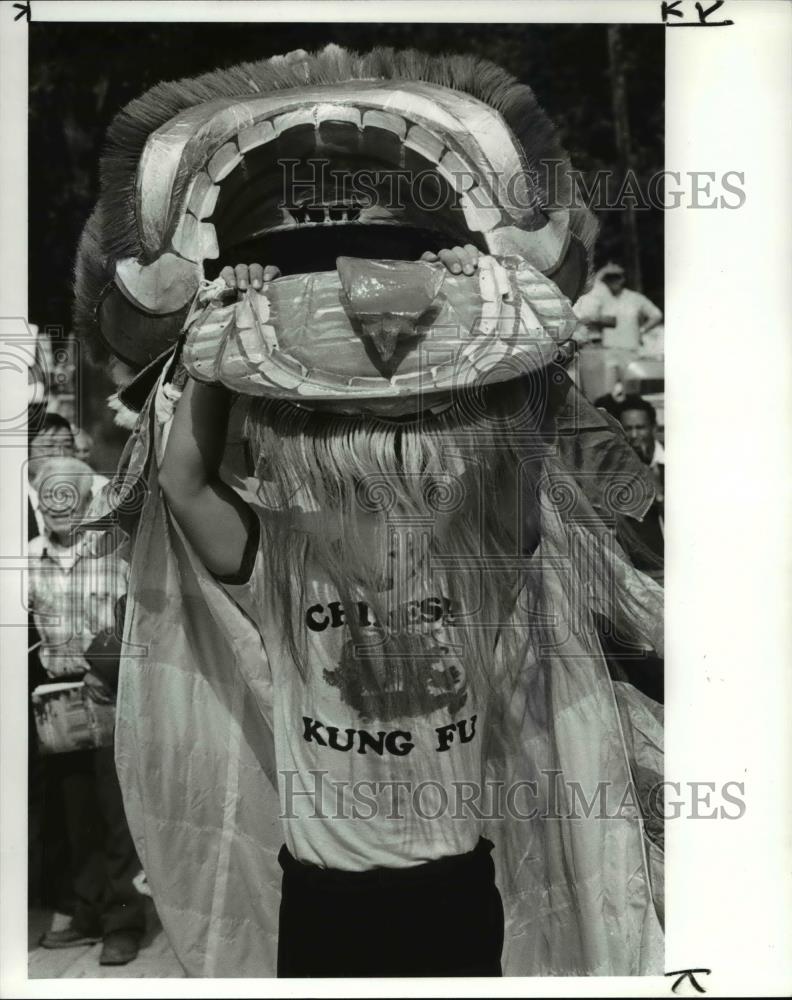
[179,254,578,416]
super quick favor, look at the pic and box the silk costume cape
[93,369,665,978]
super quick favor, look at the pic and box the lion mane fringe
[243,382,546,713]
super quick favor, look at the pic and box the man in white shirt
[573,263,663,400]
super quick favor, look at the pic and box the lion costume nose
[336,257,445,363]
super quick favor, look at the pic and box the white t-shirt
[221,512,487,871]
[574,284,662,353]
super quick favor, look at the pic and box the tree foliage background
[29,22,663,468]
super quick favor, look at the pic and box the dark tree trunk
[607,25,643,292]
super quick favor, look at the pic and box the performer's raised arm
[159,377,256,579]
[160,262,283,575]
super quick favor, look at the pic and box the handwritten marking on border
[662,1,734,26]
[666,968,712,994]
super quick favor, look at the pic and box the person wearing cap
[573,263,663,400]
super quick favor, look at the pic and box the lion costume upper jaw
[75,45,596,401]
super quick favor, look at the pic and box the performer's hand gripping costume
[76,45,664,977]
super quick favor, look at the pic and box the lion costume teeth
[74,44,596,384]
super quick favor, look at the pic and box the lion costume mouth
[76,47,597,412]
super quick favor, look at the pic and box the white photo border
[1,1,790,997]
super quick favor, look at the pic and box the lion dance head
[74,45,628,700]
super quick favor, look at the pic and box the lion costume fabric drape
[95,370,663,978]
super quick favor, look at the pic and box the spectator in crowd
[613,395,664,577]
[594,394,666,703]
[28,414,75,540]
[73,427,94,465]
[616,394,664,499]
[29,415,107,538]
[573,263,663,400]
[28,456,145,966]
[27,407,70,908]
[28,412,75,480]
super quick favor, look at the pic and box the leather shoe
[99,930,141,966]
[40,925,101,949]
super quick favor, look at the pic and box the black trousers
[277,837,504,978]
[47,747,146,936]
